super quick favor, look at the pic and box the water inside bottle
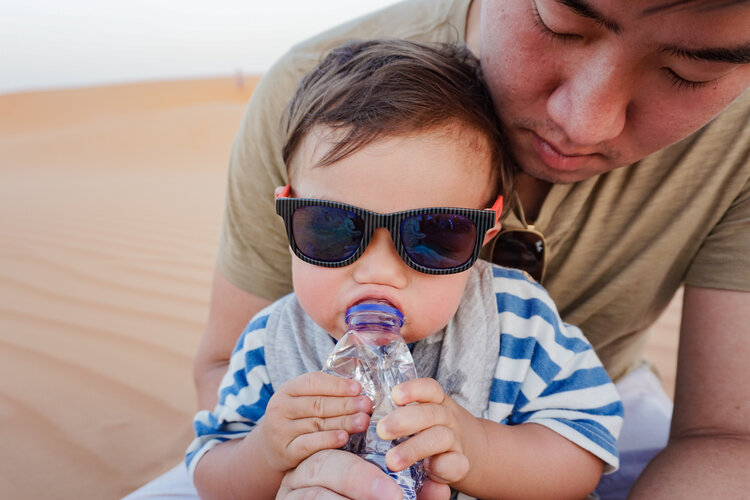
[322,301,425,499]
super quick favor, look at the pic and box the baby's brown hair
[282,39,515,209]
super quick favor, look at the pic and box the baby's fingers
[292,412,370,437]
[391,378,445,405]
[283,394,372,419]
[377,403,446,441]
[384,426,458,472]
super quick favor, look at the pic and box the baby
[186,39,623,499]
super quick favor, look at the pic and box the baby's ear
[482,221,502,247]
[274,184,291,199]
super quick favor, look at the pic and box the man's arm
[193,266,271,410]
[628,285,750,498]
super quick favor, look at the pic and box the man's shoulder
[288,0,469,59]
[234,0,472,169]
[267,0,469,89]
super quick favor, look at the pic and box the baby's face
[287,124,498,343]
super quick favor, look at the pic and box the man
[128,1,750,499]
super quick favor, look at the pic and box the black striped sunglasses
[275,185,503,275]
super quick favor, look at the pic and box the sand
[0,77,679,499]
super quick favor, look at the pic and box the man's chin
[518,163,593,185]
[517,152,630,184]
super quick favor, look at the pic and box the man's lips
[531,133,600,171]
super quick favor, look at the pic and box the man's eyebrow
[557,0,622,34]
[662,42,750,64]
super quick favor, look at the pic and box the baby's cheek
[406,273,469,341]
[291,259,346,336]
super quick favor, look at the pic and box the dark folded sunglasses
[487,225,547,282]
[275,185,503,275]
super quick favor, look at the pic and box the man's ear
[482,221,502,246]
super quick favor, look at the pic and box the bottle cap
[346,302,404,325]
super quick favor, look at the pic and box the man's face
[479,0,750,183]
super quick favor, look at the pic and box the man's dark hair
[281,39,514,208]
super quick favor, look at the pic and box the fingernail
[349,381,360,394]
[390,386,402,404]
[337,430,348,444]
[354,413,367,429]
[357,396,371,411]
[376,420,391,440]
[371,477,401,499]
[387,449,402,470]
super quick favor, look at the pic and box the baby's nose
[351,228,409,287]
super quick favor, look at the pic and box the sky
[1,0,401,95]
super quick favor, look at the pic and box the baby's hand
[258,372,372,472]
[376,378,480,485]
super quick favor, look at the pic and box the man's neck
[516,172,552,224]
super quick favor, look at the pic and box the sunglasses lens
[491,230,545,281]
[400,213,477,269]
[292,205,364,262]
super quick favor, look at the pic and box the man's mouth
[531,133,600,171]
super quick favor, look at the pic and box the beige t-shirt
[217,0,750,381]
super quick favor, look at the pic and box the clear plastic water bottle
[322,301,425,499]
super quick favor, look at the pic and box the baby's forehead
[288,122,498,180]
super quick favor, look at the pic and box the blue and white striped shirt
[187,262,623,484]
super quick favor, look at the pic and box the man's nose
[351,228,409,288]
[547,50,632,146]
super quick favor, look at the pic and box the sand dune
[0,76,678,499]
[0,77,255,499]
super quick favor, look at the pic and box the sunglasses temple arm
[489,195,504,224]
[275,184,292,199]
